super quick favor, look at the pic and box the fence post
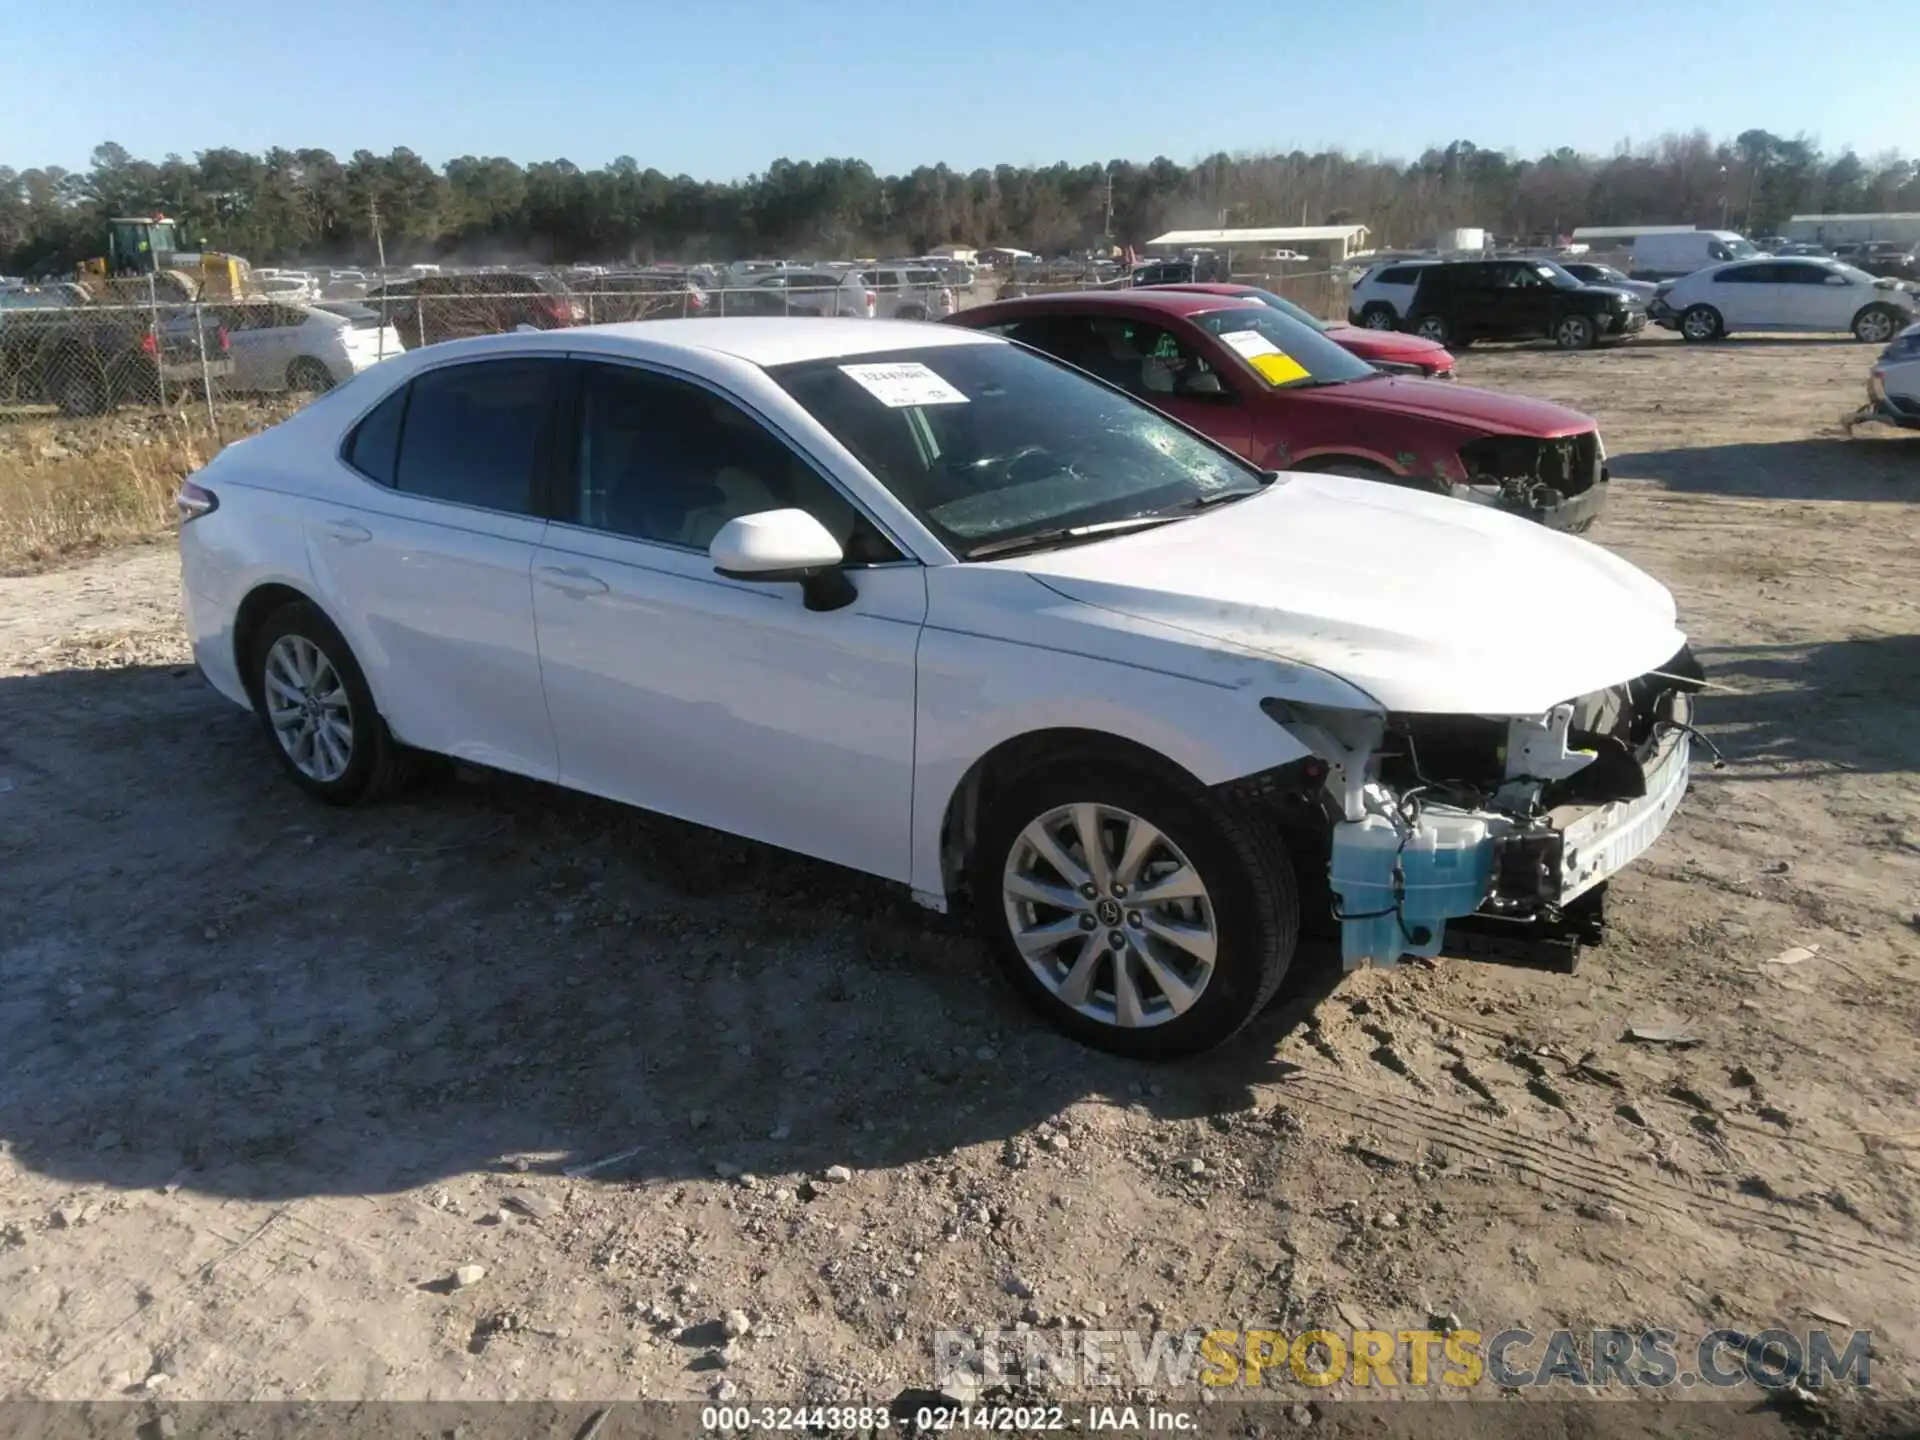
[148,273,168,409]
[417,299,427,350]
[193,300,217,436]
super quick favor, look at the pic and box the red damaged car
[1150,281,1457,378]
[946,290,1607,532]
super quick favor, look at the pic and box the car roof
[966,290,1264,319]
[1147,282,1261,297]
[394,317,1003,369]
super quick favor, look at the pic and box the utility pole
[370,198,387,269]
[1102,168,1114,245]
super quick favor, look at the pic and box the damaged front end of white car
[1257,648,1709,972]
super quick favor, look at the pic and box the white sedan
[1855,319,1920,430]
[1652,257,1917,343]
[177,319,1701,1058]
[218,301,405,393]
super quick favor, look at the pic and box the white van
[1629,230,1765,280]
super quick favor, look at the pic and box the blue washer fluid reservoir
[1330,811,1499,968]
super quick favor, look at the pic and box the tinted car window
[771,343,1264,556]
[393,359,557,513]
[1713,264,1766,284]
[1779,262,1837,285]
[569,362,897,559]
[344,384,408,486]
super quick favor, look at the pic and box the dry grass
[0,401,297,573]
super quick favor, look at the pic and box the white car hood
[995,472,1685,715]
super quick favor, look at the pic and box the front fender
[909,569,1381,904]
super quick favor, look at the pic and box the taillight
[543,298,572,325]
[689,291,708,310]
[218,327,231,352]
[176,479,218,522]
[140,333,158,355]
[865,290,876,315]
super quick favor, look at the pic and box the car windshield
[1722,237,1760,260]
[1186,307,1377,386]
[1534,264,1584,290]
[1235,288,1333,332]
[769,343,1268,557]
[1833,263,1878,284]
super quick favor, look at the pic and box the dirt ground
[1,332,1917,1425]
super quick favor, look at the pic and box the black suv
[1403,259,1647,350]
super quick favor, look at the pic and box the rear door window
[390,359,560,514]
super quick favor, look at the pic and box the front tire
[1555,314,1597,350]
[248,601,413,805]
[973,761,1298,1059]
[1853,305,1900,344]
[1680,305,1723,342]
[1359,304,1397,331]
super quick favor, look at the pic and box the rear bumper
[159,358,233,382]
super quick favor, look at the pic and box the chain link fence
[0,265,1350,441]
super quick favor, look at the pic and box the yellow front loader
[75,215,253,303]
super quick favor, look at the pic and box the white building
[1144,224,1371,264]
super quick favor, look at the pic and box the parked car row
[0,283,233,414]
[179,313,1698,1060]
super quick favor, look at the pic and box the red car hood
[1324,324,1452,369]
[1306,374,1594,437]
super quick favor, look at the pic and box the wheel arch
[934,728,1209,915]
[231,581,330,706]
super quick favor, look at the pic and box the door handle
[321,518,372,544]
[535,564,610,597]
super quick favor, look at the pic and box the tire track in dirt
[1279,1067,1920,1285]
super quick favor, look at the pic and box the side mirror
[1181,370,1227,397]
[710,508,855,611]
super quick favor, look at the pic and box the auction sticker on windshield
[839,361,969,407]
[1216,330,1309,386]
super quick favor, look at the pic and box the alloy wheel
[262,634,354,782]
[1856,310,1895,343]
[1001,802,1217,1029]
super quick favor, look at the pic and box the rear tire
[1680,305,1723,342]
[1412,313,1451,345]
[1853,305,1901,344]
[247,600,415,805]
[972,759,1298,1059]
[53,360,108,416]
[286,357,336,392]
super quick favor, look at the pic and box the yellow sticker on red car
[1216,328,1309,385]
[1248,351,1310,386]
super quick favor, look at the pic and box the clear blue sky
[9,0,1916,177]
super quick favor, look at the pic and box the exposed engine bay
[1260,646,1708,970]
[1458,430,1606,524]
